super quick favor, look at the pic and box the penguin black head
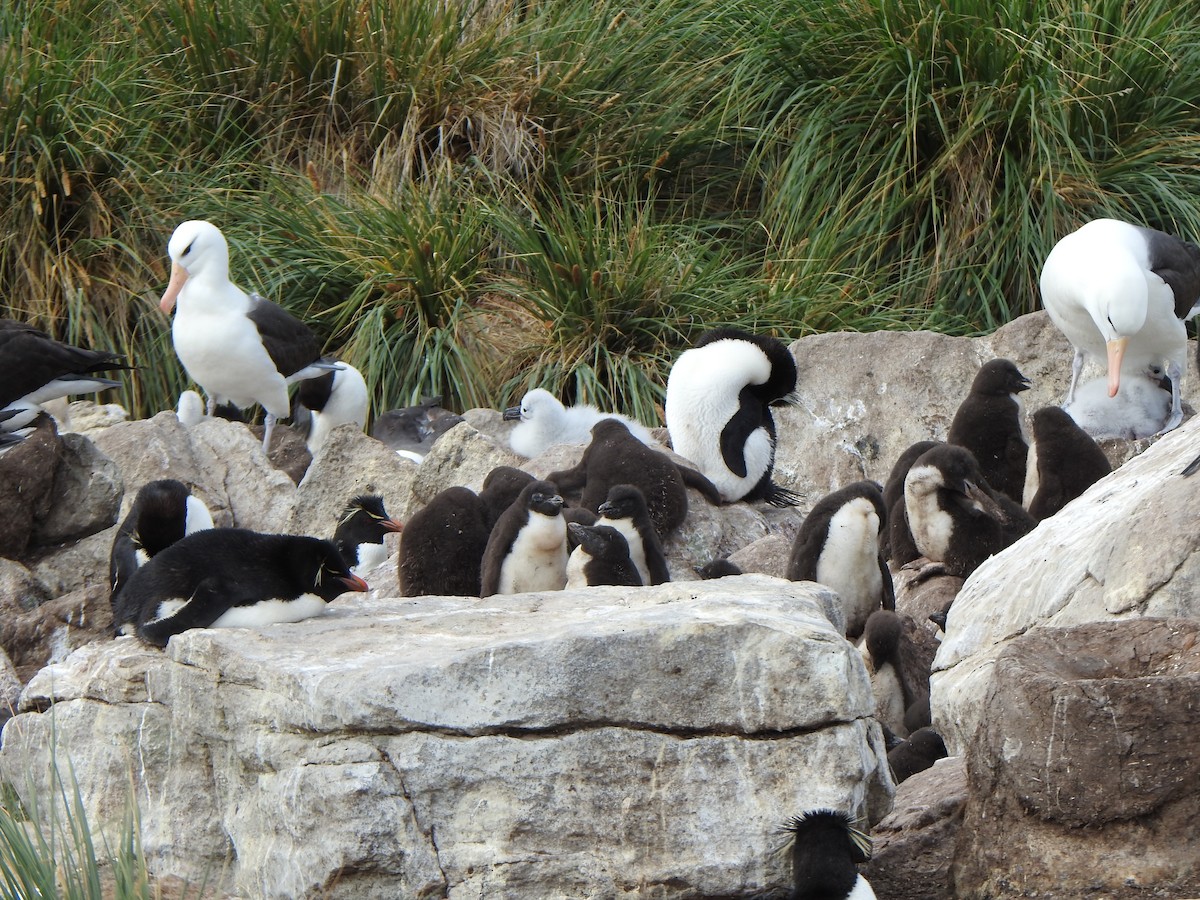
[971,358,1031,396]
[910,444,993,502]
[289,536,371,601]
[597,483,649,520]
[333,494,403,568]
[128,479,195,555]
[567,522,630,559]
[524,480,564,517]
[694,558,743,579]
[781,809,873,899]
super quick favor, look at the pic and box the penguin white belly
[351,541,389,577]
[814,499,881,634]
[565,546,589,589]
[1022,441,1041,509]
[600,517,649,584]
[499,516,568,593]
[858,641,907,739]
[210,593,329,628]
[172,306,289,414]
[904,473,954,561]
[848,874,878,900]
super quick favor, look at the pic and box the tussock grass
[4,0,1200,420]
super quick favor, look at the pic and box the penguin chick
[480,480,568,597]
[781,809,876,900]
[903,444,1036,579]
[786,481,894,640]
[694,558,743,579]
[664,327,800,506]
[946,358,1031,503]
[858,609,932,740]
[109,479,215,628]
[565,522,643,588]
[502,387,658,458]
[333,494,403,577]
[117,529,369,647]
[548,418,721,538]
[1023,406,1111,519]
[887,727,947,784]
[595,483,670,585]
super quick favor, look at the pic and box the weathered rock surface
[864,755,966,900]
[930,414,1200,754]
[949,619,1200,899]
[32,432,123,545]
[2,576,892,899]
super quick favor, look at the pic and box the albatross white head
[160,220,231,314]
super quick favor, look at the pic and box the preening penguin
[1040,217,1200,434]
[857,609,933,740]
[333,494,403,577]
[565,522,643,588]
[548,418,721,538]
[781,809,877,900]
[903,444,1036,579]
[480,479,569,597]
[946,359,1031,503]
[1023,406,1111,520]
[109,479,214,626]
[786,480,894,640]
[502,387,658,458]
[594,484,670,585]
[114,528,369,647]
[664,327,800,506]
[159,220,341,452]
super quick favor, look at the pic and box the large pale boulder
[950,618,1200,898]
[930,415,1200,754]
[1,575,892,899]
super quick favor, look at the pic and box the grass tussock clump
[4,0,1200,421]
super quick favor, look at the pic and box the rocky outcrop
[1,576,892,899]
[949,619,1200,899]
[929,414,1200,755]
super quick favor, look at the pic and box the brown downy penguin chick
[786,480,894,640]
[946,358,1032,503]
[397,466,536,597]
[565,522,643,588]
[881,440,940,566]
[903,443,1036,579]
[858,609,933,740]
[694,558,743,579]
[887,726,948,784]
[480,480,568,597]
[1023,405,1111,519]
[548,418,721,539]
[595,484,670,585]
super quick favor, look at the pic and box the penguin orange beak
[160,262,187,314]
[339,573,370,592]
[382,518,404,533]
[1106,337,1128,398]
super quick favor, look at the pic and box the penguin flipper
[717,391,761,479]
[878,554,896,611]
[136,579,233,648]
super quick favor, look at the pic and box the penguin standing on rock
[332,494,403,577]
[946,358,1031,503]
[786,481,894,640]
[903,443,1036,579]
[594,484,670,585]
[114,528,369,647]
[665,327,801,506]
[397,467,535,597]
[1023,406,1111,519]
[858,609,933,739]
[548,419,721,538]
[782,809,877,900]
[480,480,569,597]
[109,479,215,625]
[565,523,643,588]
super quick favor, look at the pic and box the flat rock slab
[2,575,892,899]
